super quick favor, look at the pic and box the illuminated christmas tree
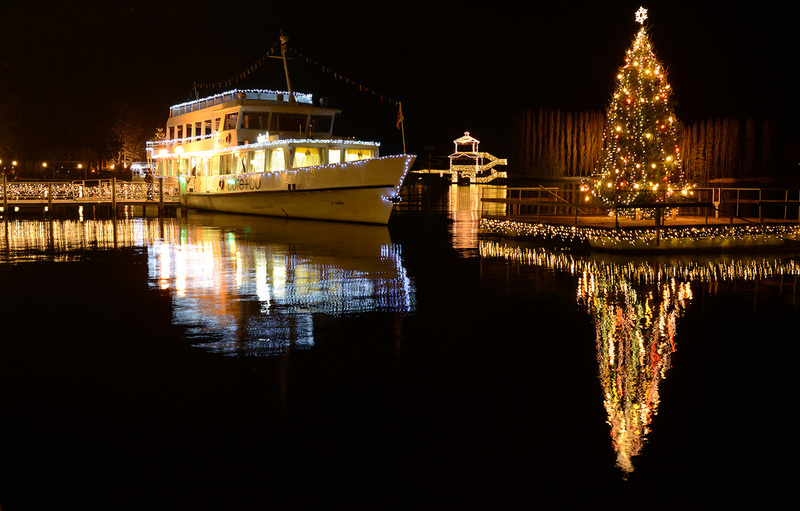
[588,7,686,207]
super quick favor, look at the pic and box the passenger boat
[146,40,414,224]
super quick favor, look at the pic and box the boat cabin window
[214,118,221,132]
[293,147,322,168]
[242,112,268,130]
[249,150,267,173]
[328,148,341,164]
[224,113,239,131]
[345,148,374,161]
[204,120,212,136]
[232,152,247,174]
[270,148,286,171]
[219,154,232,174]
[176,125,183,139]
[185,124,192,138]
[168,126,175,140]
[270,113,307,133]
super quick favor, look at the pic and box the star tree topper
[635,6,648,25]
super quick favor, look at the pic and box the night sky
[2,1,797,162]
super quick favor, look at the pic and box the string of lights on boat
[148,134,381,160]
[169,89,314,117]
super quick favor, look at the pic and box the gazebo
[448,132,482,175]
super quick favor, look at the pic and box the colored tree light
[588,7,687,207]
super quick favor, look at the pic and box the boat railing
[168,89,314,117]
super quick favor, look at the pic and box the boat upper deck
[169,89,314,118]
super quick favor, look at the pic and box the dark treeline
[512,109,797,184]
[0,64,149,178]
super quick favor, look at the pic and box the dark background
[1,1,797,162]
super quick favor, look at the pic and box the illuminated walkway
[1,179,180,214]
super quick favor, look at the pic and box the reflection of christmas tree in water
[585,6,689,208]
[578,272,692,474]
[480,237,800,475]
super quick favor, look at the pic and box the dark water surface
[1,183,797,509]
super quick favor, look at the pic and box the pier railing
[1,177,181,212]
[481,185,800,225]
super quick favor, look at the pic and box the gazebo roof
[454,131,480,145]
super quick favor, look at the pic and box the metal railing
[481,185,800,225]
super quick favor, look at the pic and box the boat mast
[280,33,296,105]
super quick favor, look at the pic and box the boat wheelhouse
[146,88,414,224]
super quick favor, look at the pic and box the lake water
[1,181,797,510]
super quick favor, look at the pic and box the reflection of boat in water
[146,36,414,225]
[480,238,799,475]
[187,212,398,266]
[151,213,415,356]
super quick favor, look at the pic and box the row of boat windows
[157,147,375,177]
[167,112,334,140]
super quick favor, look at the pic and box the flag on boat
[396,103,404,129]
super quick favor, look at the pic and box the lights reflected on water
[1,217,164,258]
[1,215,415,357]
[480,239,800,475]
[448,185,507,255]
[148,213,416,356]
[578,272,688,474]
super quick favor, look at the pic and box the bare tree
[107,102,145,170]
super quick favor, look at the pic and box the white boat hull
[184,154,414,224]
